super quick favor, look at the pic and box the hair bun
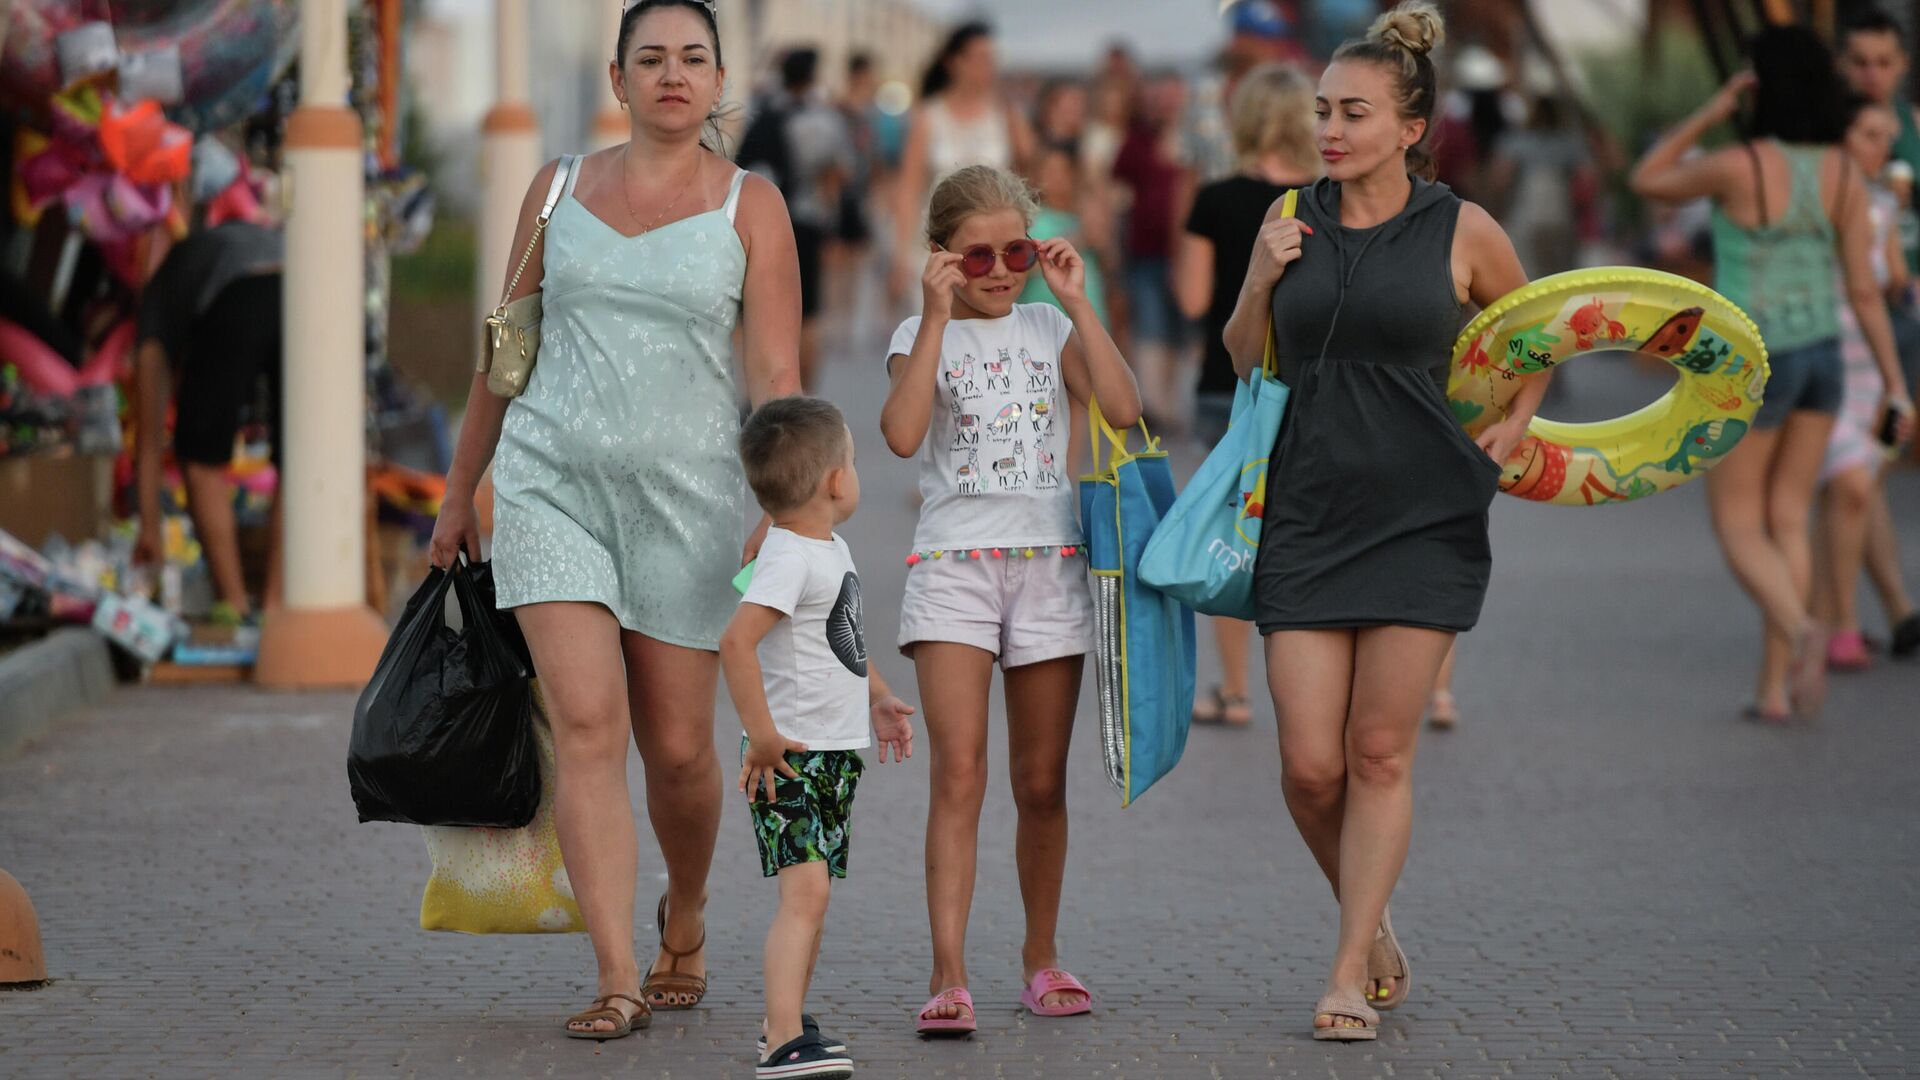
[1368,1,1444,58]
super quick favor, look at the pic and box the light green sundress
[492,164,751,650]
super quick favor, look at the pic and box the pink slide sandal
[1020,969,1093,1017]
[916,986,977,1036]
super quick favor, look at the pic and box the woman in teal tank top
[1633,26,1913,722]
[429,1,801,1039]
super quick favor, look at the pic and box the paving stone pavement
[3,331,1918,1079]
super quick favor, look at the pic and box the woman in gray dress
[1221,2,1546,1040]
[428,0,801,1039]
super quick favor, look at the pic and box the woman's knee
[1346,726,1412,788]
[545,683,631,758]
[1280,749,1345,807]
[1766,492,1815,541]
[1826,470,1873,517]
[640,717,717,779]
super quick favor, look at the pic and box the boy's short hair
[739,396,849,514]
[1844,10,1905,49]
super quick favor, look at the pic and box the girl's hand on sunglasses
[922,251,968,320]
[1036,237,1086,305]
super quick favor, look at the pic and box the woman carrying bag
[427,0,802,1040]
[1220,4,1545,1040]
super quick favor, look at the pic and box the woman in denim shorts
[1632,27,1914,721]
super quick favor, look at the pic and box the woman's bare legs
[1427,641,1460,729]
[1321,626,1453,1030]
[622,632,723,1008]
[1762,412,1839,697]
[1703,426,1814,713]
[1817,467,1875,637]
[1267,629,1355,890]
[1004,655,1086,1009]
[516,602,644,1034]
[1212,616,1255,724]
[1267,626,1449,1030]
[916,642,997,1022]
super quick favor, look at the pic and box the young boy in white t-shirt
[720,396,915,1080]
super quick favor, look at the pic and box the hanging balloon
[0,318,82,399]
[0,1,300,135]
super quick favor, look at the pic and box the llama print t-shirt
[739,527,871,751]
[887,303,1080,552]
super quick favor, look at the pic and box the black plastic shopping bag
[349,560,539,828]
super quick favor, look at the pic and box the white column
[477,0,544,334]
[255,0,387,687]
[591,0,628,150]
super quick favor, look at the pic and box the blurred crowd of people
[737,3,1612,430]
[734,2,1920,725]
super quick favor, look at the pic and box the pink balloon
[0,317,80,397]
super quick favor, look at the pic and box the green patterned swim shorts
[742,740,865,879]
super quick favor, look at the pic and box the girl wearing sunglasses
[879,164,1142,1035]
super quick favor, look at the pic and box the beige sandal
[642,894,708,1010]
[1368,906,1411,1010]
[1312,989,1379,1041]
[564,992,650,1040]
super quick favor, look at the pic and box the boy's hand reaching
[870,696,916,763]
[739,733,808,802]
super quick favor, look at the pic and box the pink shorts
[897,549,1093,668]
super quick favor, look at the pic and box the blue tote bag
[1139,189,1295,620]
[1081,401,1197,807]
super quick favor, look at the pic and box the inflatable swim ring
[1449,267,1770,507]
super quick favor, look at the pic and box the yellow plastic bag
[419,681,585,933]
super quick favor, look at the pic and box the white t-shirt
[887,304,1080,551]
[739,528,870,751]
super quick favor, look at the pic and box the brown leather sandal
[564,992,650,1040]
[642,894,708,1010]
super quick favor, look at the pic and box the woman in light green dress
[429,0,801,1039]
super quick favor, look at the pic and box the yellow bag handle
[1261,187,1299,382]
[1088,397,1154,476]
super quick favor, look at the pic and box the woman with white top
[891,22,1037,301]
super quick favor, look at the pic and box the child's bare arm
[720,603,808,798]
[1037,237,1143,428]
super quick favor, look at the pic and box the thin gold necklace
[620,145,702,235]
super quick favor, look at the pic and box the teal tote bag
[1080,401,1197,807]
[1136,330,1287,619]
[1138,188,1295,619]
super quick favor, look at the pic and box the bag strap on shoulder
[1262,188,1299,381]
[492,154,579,317]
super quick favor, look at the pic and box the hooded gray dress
[1253,177,1502,634]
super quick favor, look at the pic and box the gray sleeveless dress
[1253,177,1502,634]
[492,165,752,651]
